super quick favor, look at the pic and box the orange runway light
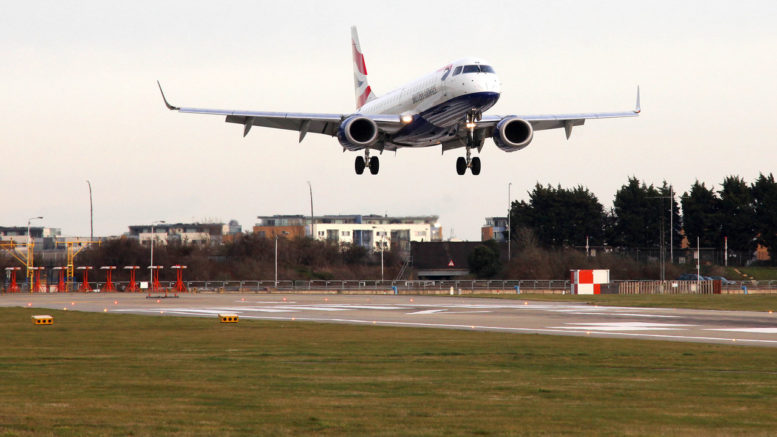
[113,300,118,305]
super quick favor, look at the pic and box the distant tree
[752,173,777,264]
[718,175,757,254]
[681,181,722,248]
[468,240,502,278]
[610,177,664,248]
[342,244,369,265]
[509,183,605,248]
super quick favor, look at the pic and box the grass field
[471,293,777,312]
[3,308,777,436]
[725,266,777,281]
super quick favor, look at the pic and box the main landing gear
[456,148,481,175]
[355,149,379,175]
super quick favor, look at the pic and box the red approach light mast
[52,267,66,292]
[124,266,140,292]
[5,267,21,292]
[100,266,116,292]
[77,266,93,292]
[171,265,188,293]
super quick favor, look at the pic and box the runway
[4,293,777,347]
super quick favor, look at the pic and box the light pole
[150,220,165,286]
[507,182,512,261]
[648,190,673,281]
[372,226,386,282]
[27,216,43,291]
[274,231,289,288]
[86,180,93,241]
[307,181,314,237]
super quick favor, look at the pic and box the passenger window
[462,65,480,74]
[480,65,495,74]
[452,66,462,76]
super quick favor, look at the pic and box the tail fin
[351,26,376,109]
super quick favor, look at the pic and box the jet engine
[337,116,379,151]
[492,116,533,152]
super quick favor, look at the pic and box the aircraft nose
[478,74,500,93]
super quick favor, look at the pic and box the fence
[4,278,777,294]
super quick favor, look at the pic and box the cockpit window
[480,65,495,74]
[462,65,480,74]
[452,66,462,76]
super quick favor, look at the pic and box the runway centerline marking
[549,322,695,332]
[709,328,777,334]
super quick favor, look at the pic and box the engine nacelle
[337,115,379,151]
[492,116,533,152]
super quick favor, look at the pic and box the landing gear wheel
[456,157,467,175]
[369,156,380,175]
[355,156,365,175]
[471,157,481,175]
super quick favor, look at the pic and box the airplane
[158,27,640,176]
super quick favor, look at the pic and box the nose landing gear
[455,110,483,175]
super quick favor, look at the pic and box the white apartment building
[128,223,229,245]
[255,214,442,252]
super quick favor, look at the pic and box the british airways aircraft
[158,27,640,176]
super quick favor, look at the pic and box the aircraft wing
[157,82,403,141]
[477,87,641,139]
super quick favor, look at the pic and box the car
[709,276,735,285]
[677,273,703,280]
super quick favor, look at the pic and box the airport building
[127,222,239,245]
[481,217,508,242]
[254,214,443,252]
[0,226,62,249]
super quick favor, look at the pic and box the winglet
[634,86,641,114]
[157,81,179,111]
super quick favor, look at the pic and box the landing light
[466,122,476,129]
[401,114,413,124]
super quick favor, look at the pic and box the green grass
[3,308,777,436]
[471,293,777,312]
[725,266,777,281]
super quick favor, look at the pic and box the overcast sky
[2,0,776,240]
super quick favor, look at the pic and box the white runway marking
[236,300,297,304]
[549,322,694,332]
[232,315,777,345]
[450,310,492,314]
[709,328,777,334]
[407,309,447,315]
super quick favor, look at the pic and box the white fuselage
[359,58,501,146]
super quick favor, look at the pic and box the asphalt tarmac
[4,293,777,347]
